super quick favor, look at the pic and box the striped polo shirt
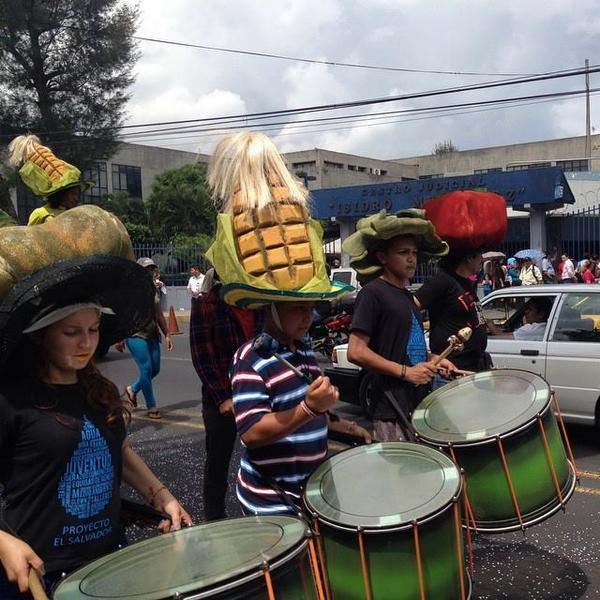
[231,336,327,515]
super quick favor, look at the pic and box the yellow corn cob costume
[8,134,92,198]
[205,132,351,308]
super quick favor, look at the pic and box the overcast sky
[124,0,600,160]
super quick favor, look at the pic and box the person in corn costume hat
[8,134,93,225]
[206,131,369,516]
[343,209,457,441]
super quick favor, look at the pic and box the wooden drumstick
[28,568,49,600]
[432,327,473,366]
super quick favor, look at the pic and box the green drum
[52,516,318,600]
[412,369,576,533]
[304,442,471,600]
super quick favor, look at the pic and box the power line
[119,87,599,141]
[5,64,598,143]
[133,34,539,77]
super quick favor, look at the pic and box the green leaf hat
[342,208,449,282]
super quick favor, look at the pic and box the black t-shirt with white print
[416,270,488,371]
[0,380,126,573]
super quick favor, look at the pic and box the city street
[100,321,600,599]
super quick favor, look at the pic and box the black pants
[202,398,238,521]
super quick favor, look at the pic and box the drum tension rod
[448,445,478,535]
[311,515,332,600]
[551,392,579,484]
[306,530,328,600]
[357,527,373,600]
[261,561,277,600]
[536,415,565,510]
[495,435,526,533]
[452,500,468,600]
[457,468,476,580]
[411,522,426,600]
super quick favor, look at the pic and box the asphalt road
[97,322,600,599]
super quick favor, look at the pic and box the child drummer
[205,131,371,515]
[343,209,457,442]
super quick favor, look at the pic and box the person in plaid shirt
[190,270,262,520]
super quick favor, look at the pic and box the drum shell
[430,406,570,528]
[314,504,464,600]
[185,542,317,600]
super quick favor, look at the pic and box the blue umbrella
[514,248,544,260]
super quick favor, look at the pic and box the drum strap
[382,390,417,442]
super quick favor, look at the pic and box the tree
[432,140,459,155]
[147,163,216,239]
[102,191,148,226]
[0,0,139,170]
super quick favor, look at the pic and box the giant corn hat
[0,205,155,372]
[205,131,351,308]
[8,134,92,197]
[342,209,449,283]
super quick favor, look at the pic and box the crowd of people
[482,251,599,294]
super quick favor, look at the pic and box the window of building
[506,162,551,172]
[418,173,444,179]
[380,169,388,175]
[474,167,503,174]
[324,161,344,169]
[347,164,357,171]
[357,166,366,172]
[112,164,142,199]
[556,159,589,172]
[82,161,108,204]
[291,161,316,169]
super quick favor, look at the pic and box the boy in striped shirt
[231,301,371,515]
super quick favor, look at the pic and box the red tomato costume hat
[423,190,507,256]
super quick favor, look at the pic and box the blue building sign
[311,167,575,219]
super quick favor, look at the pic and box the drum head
[304,442,460,530]
[53,516,307,599]
[412,369,550,445]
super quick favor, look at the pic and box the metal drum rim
[304,442,462,531]
[53,516,310,600]
[412,369,552,445]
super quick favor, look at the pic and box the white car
[326,284,600,425]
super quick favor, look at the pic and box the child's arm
[239,376,337,449]
[348,330,436,385]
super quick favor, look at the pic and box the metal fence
[132,242,209,286]
[548,205,600,261]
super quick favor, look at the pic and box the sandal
[125,386,138,408]
[147,409,162,419]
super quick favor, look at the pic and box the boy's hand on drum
[405,362,437,385]
[0,532,44,593]
[152,488,193,533]
[436,358,458,379]
[305,376,338,414]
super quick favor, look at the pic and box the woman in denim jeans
[122,258,173,419]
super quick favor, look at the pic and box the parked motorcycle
[310,310,352,358]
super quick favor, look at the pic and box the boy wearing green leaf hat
[343,209,456,441]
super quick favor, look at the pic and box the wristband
[300,400,320,418]
[399,363,407,379]
[149,485,168,506]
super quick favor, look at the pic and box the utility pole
[585,58,591,169]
